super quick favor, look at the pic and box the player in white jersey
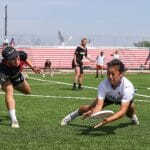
[95,51,105,78]
[61,59,139,127]
[111,50,120,59]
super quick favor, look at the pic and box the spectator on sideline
[10,38,15,47]
[111,50,120,59]
[95,51,105,78]
[0,46,41,128]
[61,59,139,128]
[43,59,53,77]
[72,37,94,90]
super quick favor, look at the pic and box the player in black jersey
[72,38,93,90]
[0,46,41,128]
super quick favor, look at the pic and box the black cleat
[78,86,83,90]
[72,86,78,90]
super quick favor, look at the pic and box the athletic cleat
[78,87,83,90]
[72,86,78,90]
[11,121,20,128]
[131,119,139,125]
[134,89,138,93]
[61,115,72,126]
[131,118,139,125]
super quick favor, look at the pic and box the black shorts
[0,71,8,85]
[103,98,133,108]
[10,73,25,87]
[72,60,84,74]
[0,64,9,85]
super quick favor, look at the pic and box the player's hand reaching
[32,66,42,74]
[82,110,93,119]
[93,118,108,128]
[82,108,98,119]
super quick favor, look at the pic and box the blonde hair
[81,37,88,43]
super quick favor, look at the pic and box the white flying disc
[90,110,114,119]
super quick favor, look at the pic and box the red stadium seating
[0,46,149,69]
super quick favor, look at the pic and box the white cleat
[11,121,20,128]
[131,118,139,125]
[131,114,139,125]
[61,115,72,126]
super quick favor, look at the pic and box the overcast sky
[0,0,150,45]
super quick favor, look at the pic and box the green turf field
[0,73,149,150]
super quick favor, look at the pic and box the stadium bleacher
[0,46,149,69]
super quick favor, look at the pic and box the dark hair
[107,59,126,73]
[2,46,18,60]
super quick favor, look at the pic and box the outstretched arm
[25,59,41,74]
[86,56,95,62]
[94,102,130,128]
[82,98,104,119]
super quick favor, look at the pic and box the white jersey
[96,55,105,66]
[97,77,135,103]
[113,54,120,59]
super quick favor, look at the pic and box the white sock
[69,109,79,120]
[131,114,138,121]
[43,74,45,77]
[9,109,18,122]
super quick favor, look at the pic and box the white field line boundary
[28,77,97,89]
[0,91,149,103]
[0,92,93,100]
[29,77,150,98]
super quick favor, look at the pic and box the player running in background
[0,46,41,128]
[95,51,105,78]
[72,37,93,90]
[61,59,139,127]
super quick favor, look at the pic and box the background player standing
[43,59,53,77]
[111,50,120,59]
[72,38,93,90]
[95,51,105,78]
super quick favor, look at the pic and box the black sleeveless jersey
[74,46,87,64]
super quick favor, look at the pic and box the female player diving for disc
[61,59,139,128]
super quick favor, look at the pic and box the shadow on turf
[69,122,131,136]
[0,116,24,127]
[0,116,10,126]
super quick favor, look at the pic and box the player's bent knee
[22,89,31,94]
